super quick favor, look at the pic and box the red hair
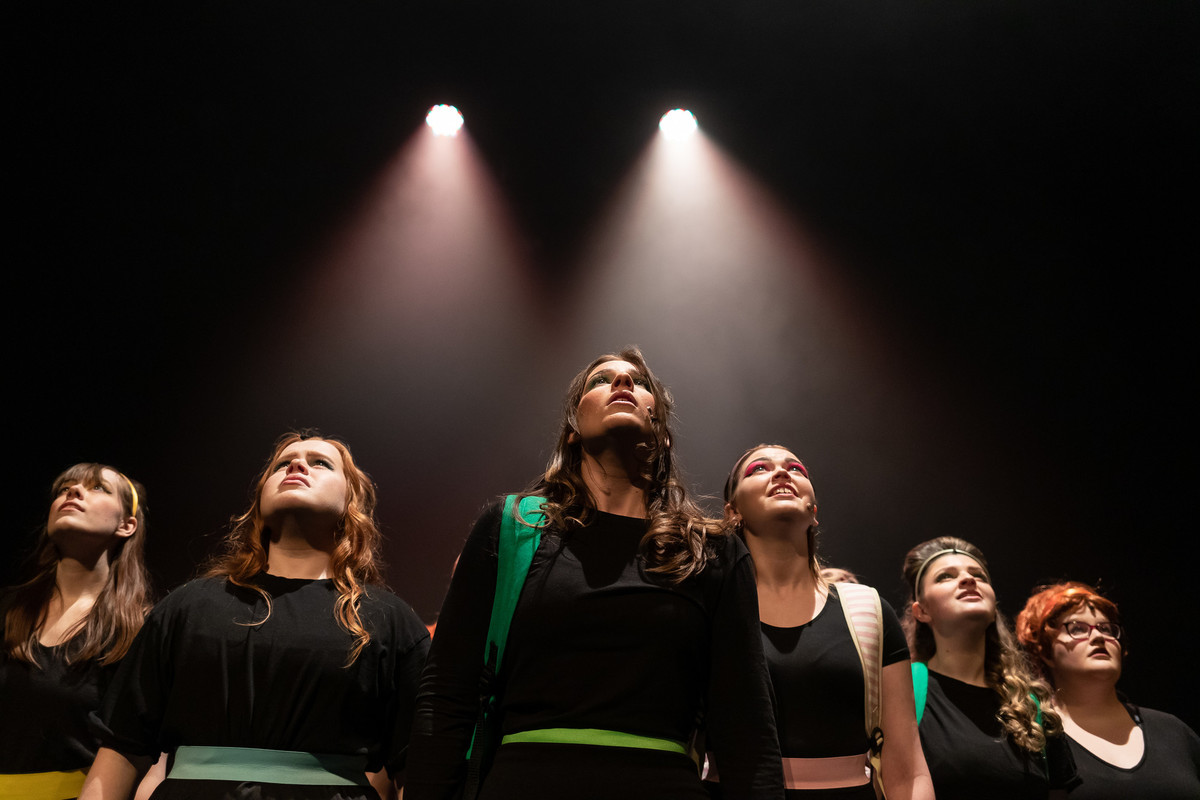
[205,432,384,665]
[1016,582,1122,682]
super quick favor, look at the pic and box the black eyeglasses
[1061,621,1122,640]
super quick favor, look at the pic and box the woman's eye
[587,375,610,389]
[633,377,650,389]
[92,483,111,493]
[751,464,767,473]
[313,459,333,469]
[272,460,289,471]
[935,572,953,582]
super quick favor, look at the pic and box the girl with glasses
[1016,582,1200,798]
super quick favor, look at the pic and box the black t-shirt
[762,585,909,759]
[1066,704,1200,799]
[0,639,113,773]
[919,669,1077,800]
[407,501,784,800]
[93,574,430,777]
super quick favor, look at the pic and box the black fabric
[407,501,784,800]
[918,669,1077,800]
[1066,704,1200,799]
[0,638,113,773]
[479,742,709,800]
[762,585,908,758]
[92,574,429,797]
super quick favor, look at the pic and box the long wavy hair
[523,346,720,583]
[3,463,151,667]
[723,443,825,586]
[204,431,385,665]
[901,536,1061,753]
[1015,582,1125,686]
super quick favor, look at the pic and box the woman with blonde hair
[1,463,150,800]
[83,432,429,800]
[713,444,931,799]
[1016,582,1200,798]
[407,347,783,800]
[901,537,1076,799]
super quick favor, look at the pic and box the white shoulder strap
[835,582,885,796]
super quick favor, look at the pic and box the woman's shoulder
[1133,705,1200,740]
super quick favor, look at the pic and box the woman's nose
[285,458,309,474]
[611,371,634,389]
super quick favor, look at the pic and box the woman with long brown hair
[82,432,429,800]
[1,463,150,800]
[1016,582,1200,798]
[406,347,783,800]
[900,537,1076,799]
[713,444,932,800]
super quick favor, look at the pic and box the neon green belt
[169,746,368,786]
[0,770,86,800]
[500,728,687,754]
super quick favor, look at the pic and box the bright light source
[426,104,464,137]
[658,109,698,140]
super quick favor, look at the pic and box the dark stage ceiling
[10,1,1199,727]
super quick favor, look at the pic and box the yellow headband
[120,473,139,517]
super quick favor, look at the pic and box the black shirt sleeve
[407,502,502,798]
[703,534,785,798]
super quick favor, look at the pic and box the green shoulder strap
[466,495,547,772]
[485,494,547,674]
[912,661,929,724]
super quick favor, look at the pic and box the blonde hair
[901,536,1061,753]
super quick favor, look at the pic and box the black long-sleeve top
[406,501,784,800]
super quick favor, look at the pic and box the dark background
[10,1,1198,729]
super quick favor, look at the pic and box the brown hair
[901,536,1061,753]
[204,431,384,665]
[1016,582,1123,685]
[524,346,720,583]
[3,463,151,667]
[723,444,824,585]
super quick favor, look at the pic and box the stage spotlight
[658,109,698,140]
[426,104,464,137]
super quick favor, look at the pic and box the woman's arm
[705,541,785,800]
[79,747,139,800]
[879,660,934,800]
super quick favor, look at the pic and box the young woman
[82,432,430,800]
[406,347,784,800]
[716,444,932,800]
[1016,582,1200,798]
[901,537,1076,799]
[1,463,150,800]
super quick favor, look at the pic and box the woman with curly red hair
[1016,582,1200,798]
[82,432,430,800]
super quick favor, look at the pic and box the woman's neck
[55,554,111,601]
[928,629,989,687]
[1054,674,1125,718]
[743,529,813,590]
[743,527,824,626]
[579,449,648,518]
[266,518,335,579]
